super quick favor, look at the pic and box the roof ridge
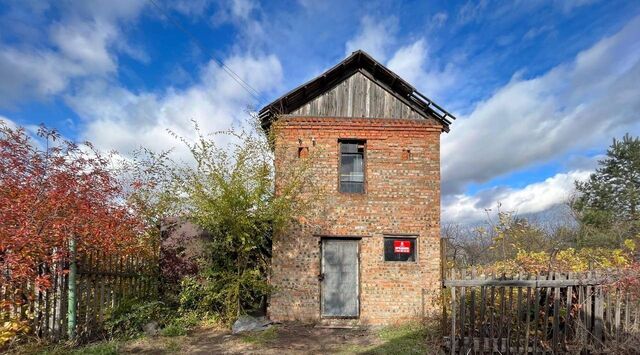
[258,50,455,132]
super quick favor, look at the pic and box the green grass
[11,340,121,355]
[164,338,182,353]
[70,341,120,355]
[341,322,437,355]
[161,311,202,337]
[239,326,278,345]
[161,322,189,337]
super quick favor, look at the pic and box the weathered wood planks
[1,250,158,342]
[291,71,425,119]
[444,268,640,353]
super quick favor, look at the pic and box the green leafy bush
[131,120,317,324]
[161,312,201,337]
[104,299,173,339]
[160,323,187,337]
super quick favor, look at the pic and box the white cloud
[442,15,640,194]
[0,1,147,106]
[212,0,258,25]
[0,47,73,104]
[430,12,448,30]
[170,0,214,17]
[0,116,18,130]
[523,25,553,40]
[556,0,602,13]
[67,54,283,157]
[50,20,118,74]
[345,16,397,62]
[443,170,591,223]
[457,0,488,25]
[344,17,457,100]
[387,39,457,99]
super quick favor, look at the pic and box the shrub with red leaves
[608,261,640,301]
[0,123,144,293]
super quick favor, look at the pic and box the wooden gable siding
[290,71,424,119]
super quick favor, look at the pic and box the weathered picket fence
[443,269,640,354]
[1,249,157,341]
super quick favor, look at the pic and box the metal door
[321,239,359,317]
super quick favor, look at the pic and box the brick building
[259,50,455,325]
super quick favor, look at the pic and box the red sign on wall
[393,240,411,254]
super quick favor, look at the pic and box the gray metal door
[321,239,359,317]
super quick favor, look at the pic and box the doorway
[321,238,359,317]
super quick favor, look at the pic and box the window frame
[338,139,367,194]
[382,235,418,263]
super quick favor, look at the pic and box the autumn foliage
[0,123,144,293]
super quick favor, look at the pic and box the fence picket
[552,272,560,353]
[499,280,506,353]
[594,271,604,346]
[516,277,523,354]
[614,289,621,342]
[490,272,496,353]
[450,272,456,355]
[443,269,637,354]
[524,277,531,354]
[478,273,486,352]
[605,284,612,339]
[458,268,466,355]
[542,274,552,352]
[624,292,630,332]
[1,249,157,342]
[564,272,573,349]
[533,274,540,354]
[469,267,476,353]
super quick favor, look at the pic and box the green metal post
[67,237,77,340]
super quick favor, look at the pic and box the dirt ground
[119,323,402,354]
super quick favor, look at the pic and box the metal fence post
[67,237,77,340]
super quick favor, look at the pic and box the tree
[141,119,315,322]
[0,123,145,294]
[574,133,640,248]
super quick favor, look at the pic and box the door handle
[317,273,324,281]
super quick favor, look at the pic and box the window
[384,237,417,262]
[339,140,365,193]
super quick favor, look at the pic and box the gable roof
[258,50,456,132]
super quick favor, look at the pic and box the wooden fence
[1,250,158,342]
[443,269,640,354]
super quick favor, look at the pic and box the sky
[1,0,639,224]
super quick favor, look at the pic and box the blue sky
[1,0,639,223]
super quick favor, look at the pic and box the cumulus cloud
[387,39,457,100]
[66,54,283,157]
[442,15,640,194]
[345,16,397,62]
[0,1,146,106]
[442,170,591,223]
[49,20,118,74]
[344,16,457,100]
[212,0,259,25]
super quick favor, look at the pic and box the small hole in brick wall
[298,147,309,158]
[402,149,411,160]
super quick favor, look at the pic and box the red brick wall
[269,116,442,325]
